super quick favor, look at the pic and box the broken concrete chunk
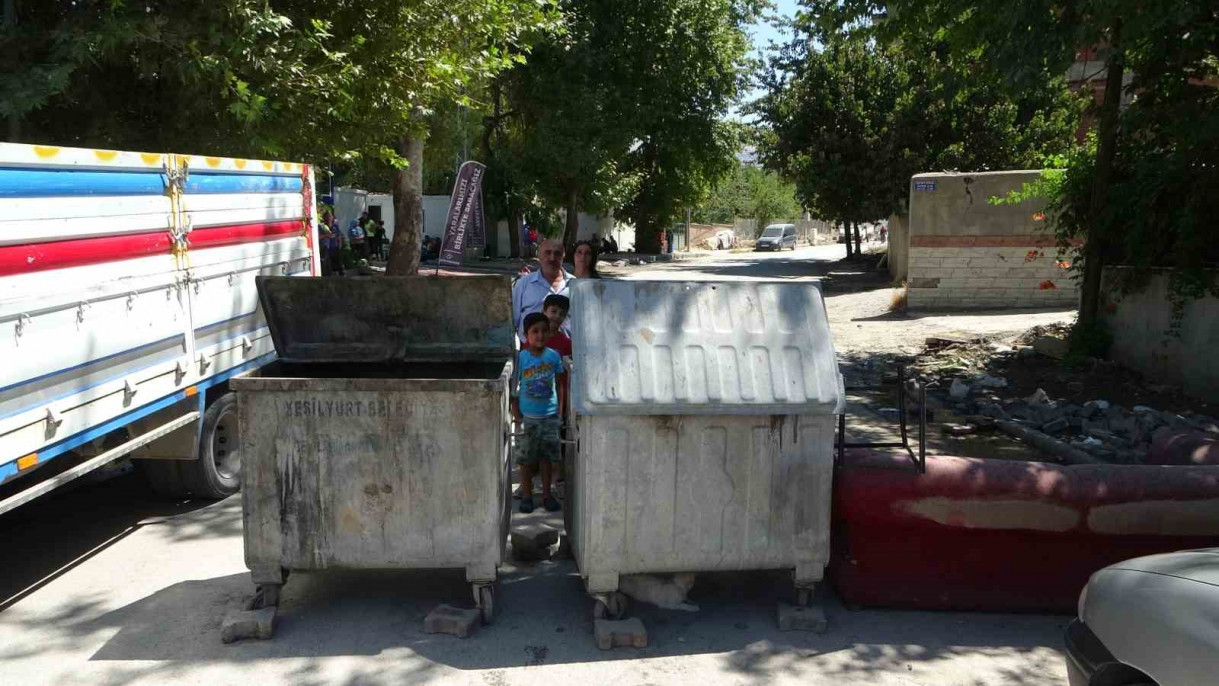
[1041,417,1070,434]
[1033,336,1069,359]
[424,604,482,638]
[777,602,828,633]
[973,375,1008,389]
[1025,389,1050,405]
[221,607,276,644]
[594,617,648,650]
[949,379,971,400]
[942,424,976,437]
[511,522,560,561]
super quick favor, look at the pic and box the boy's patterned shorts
[516,415,562,466]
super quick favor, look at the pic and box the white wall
[423,195,451,240]
[333,188,394,241]
[332,187,367,238]
[1101,268,1219,402]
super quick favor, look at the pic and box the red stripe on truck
[0,231,174,276]
[187,220,303,250]
[0,220,306,276]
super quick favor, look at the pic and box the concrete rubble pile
[910,330,1219,466]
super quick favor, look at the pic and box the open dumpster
[568,279,844,622]
[232,275,515,626]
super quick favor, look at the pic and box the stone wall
[905,171,1078,309]
[1101,268,1219,402]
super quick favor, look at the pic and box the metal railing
[835,365,927,474]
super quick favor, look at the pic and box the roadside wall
[906,171,1078,309]
[1101,268,1219,402]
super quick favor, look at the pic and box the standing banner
[468,186,486,249]
[438,160,487,267]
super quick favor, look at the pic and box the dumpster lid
[571,279,843,415]
[257,275,515,363]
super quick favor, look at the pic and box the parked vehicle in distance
[755,224,796,251]
[1065,548,1219,686]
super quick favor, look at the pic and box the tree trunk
[1079,18,1124,333]
[507,201,521,259]
[841,221,853,258]
[386,134,425,276]
[635,203,661,254]
[853,221,862,258]
[563,186,580,256]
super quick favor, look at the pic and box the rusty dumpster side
[235,367,512,584]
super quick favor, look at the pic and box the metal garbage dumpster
[232,275,515,624]
[568,279,844,621]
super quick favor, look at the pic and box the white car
[1066,549,1219,686]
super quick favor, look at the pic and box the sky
[737,0,801,119]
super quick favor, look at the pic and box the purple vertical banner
[438,161,487,267]
[468,185,486,248]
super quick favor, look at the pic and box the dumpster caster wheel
[593,592,627,620]
[476,585,496,625]
[248,584,281,610]
[796,587,813,608]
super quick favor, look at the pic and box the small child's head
[542,294,570,332]
[523,312,551,351]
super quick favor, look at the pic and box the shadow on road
[0,472,235,613]
[31,561,1068,685]
[849,305,1075,323]
[633,251,892,292]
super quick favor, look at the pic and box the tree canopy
[793,0,1219,342]
[694,161,802,230]
[756,8,1081,256]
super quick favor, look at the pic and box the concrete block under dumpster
[232,275,515,626]
[568,279,844,622]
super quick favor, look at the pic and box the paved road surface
[614,243,1075,358]
[0,246,1074,686]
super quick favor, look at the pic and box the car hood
[1109,548,1219,587]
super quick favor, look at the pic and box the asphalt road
[0,246,1074,686]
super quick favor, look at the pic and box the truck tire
[142,393,240,499]
[182,393,241,499]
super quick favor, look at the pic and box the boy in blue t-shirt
[512,312,566,513]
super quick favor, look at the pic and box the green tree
[495,0,760,255]
[615,0,762,253]
[2,0,560,274]
[267,0,560,275]
[497,1,638,255]
[757,14,1080,258]
[695,162,801,229]
[798,0,1219,339]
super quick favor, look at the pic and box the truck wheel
[182,393,241,499]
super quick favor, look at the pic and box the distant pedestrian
[349,219,367,259]
[371,220,387,259]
